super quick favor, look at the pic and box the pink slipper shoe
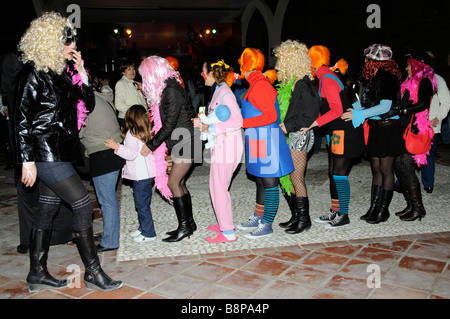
[207,224,220,232]
[206,232,237,243]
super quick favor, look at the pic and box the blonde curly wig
[274,40,313,84]
[18,12,76,74]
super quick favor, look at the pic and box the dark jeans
[132,178,156,238]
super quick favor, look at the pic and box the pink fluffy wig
[138,56,182,200]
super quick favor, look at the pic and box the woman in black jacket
[342,44,403,224]
[274,40,320,234]
[139,56,200,242]
[381,51,437,221]
[16,12,122,292]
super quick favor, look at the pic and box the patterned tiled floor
[1,141,449,300]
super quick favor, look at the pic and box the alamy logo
[366,264,381,288]
[67,4,81,28]
[366,4,381,29]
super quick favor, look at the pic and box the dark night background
[0,1,449,79]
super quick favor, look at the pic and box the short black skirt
[366,121,404,157]
[328,126,364,158]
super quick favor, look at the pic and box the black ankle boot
[27,228,69,292]
[367,189,392,224]
[360,184,382,220]
[73,227,123,291]
[285,197,311,234]
[279,193,298,229]
[163,195,193,242]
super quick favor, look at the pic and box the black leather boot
[285,197,311,234]
[279,192,298,229]
[73,227,123,291]
[163,195,193,242]
[395,186,412,217]
[27,228,69,292]
[360,184,382,220]
[400,185,426,221]
[166,193,196,236]
[367,189,392,224]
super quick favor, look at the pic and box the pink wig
[401,58,438,104]
[139,56,181,107]
[138,56,181,201]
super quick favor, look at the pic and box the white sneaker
[130,230,142,238]
[133,235,156,243]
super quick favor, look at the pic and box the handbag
[403,115,433,155]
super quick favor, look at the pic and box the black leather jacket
[15,62,95,163]
[146,77,196,152]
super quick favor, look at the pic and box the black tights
[255,177,278,205]
[33,173,93,232]
[370,156,395,190]
[168,157,193,198]
[394,153,420,188]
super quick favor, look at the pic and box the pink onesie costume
[207,84,244,232]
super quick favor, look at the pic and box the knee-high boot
[279,192,298,229]
[400,185,426,221]
[285,197,311,234]
[73,226,123,291]
[162,195,193,242]
[360,184,382,220]
[395,186,412,217]
[166,193,196,236]
[26,228,69,292]
[367,189,392,224]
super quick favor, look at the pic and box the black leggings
[33,173,93,232]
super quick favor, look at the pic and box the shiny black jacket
[146,77,196,151]
[15,62,94,163]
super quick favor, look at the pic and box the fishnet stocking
[289,149,308,197]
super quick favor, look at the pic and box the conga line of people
[13,12,441,293]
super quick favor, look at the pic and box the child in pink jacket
[105,105,157,243]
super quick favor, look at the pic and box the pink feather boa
[66,63,89,130]
[401,58,437,166]
[149,102,172,201]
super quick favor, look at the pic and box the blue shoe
[237,215,261,230]
[244,219,273,238]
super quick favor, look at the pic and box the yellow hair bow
[211,60,230,69]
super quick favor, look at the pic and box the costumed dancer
[301,45,364,229]
[193,59,244,243]
[341,44,403,224]
[139,56,200,242]
[381,51,437,221]
[17,12,122,292]
[274,40,320,234]
[236,48,294,238]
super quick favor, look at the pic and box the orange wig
[308,45,330,69]
[238,48,277,84]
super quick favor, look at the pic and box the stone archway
[241,0,289,66]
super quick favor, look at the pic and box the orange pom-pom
[331,58,348,75]
[264,69,278,84]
